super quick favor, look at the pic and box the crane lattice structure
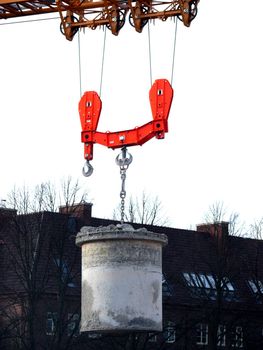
[0,0,199,40]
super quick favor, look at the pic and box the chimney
[196,221,229,242]
[0,207,17,219]
[59,202,93,220]
[0,208,17,232]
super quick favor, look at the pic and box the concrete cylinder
[76,224,167,333]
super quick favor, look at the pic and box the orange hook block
[79,79,173,161]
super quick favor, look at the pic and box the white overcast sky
[1,0,263,229]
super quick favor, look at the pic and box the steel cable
[171,17,178,86]
[0,16,60,26]
[147,22,153,86]
[77,31,82,98]
[99,28,107,97]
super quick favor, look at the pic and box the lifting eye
[87,101,92,107]
[158,89,163,95]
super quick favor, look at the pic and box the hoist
[0,0,199,41]
[74,2,199,221]
[0,0,200,221]
[79,79,173,175]
[78,78,173,221]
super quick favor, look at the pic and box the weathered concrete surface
[76,224,167,333]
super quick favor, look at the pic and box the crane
[0,0,199,40]
[0,0,200,220]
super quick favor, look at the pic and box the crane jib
[0,0,200,41]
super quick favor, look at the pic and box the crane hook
[82,160,94,177]
[115,147,133,170]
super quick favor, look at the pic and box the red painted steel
[79,79,173,161]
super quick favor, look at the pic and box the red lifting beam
[79,79,174,161]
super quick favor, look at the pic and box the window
[221,277,234,291]
[162,274,172,297]
[67,313,80,336]
[217,325,226,347]
[88,333,102,339]
[164,322,176,343]
[199,274,216,289]
[196,323,208,345]
[231,326,243,348]
[148,332,157,342]
[247,280,263,303]
[248,279,263,294]
[183,272,235,300]
[54,258,76,288]
[46,312,57,336]
[68,217,77,233]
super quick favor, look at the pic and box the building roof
[1,203,263,313]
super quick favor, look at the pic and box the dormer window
[183,272,235,300]
[248,279,263,294]
[248,279,263,303]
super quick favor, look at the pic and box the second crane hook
[115,147,133,170]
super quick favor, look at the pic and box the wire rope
[77,31,82,98]
[170,17,178,86]
[0,16,60,26]
[147,22,153,86]
[99,28,107,97]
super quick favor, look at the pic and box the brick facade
[1,204,263,349]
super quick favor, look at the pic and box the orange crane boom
[0,0,199,40]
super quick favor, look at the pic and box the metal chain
[120,168,126,223]
[115,147,133,224]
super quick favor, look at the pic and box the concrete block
[76,224,167,333]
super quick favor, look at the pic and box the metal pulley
[79,79,173,170]
[78,80,173,223]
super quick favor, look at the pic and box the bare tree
[248,218,263,240]
[204,201,227,224]
[113,192,169,226]
[183,202,263,349]
[60,177,89,213]
[0,178,88,350]
[8,177,89,215]
[204,201,245,237]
